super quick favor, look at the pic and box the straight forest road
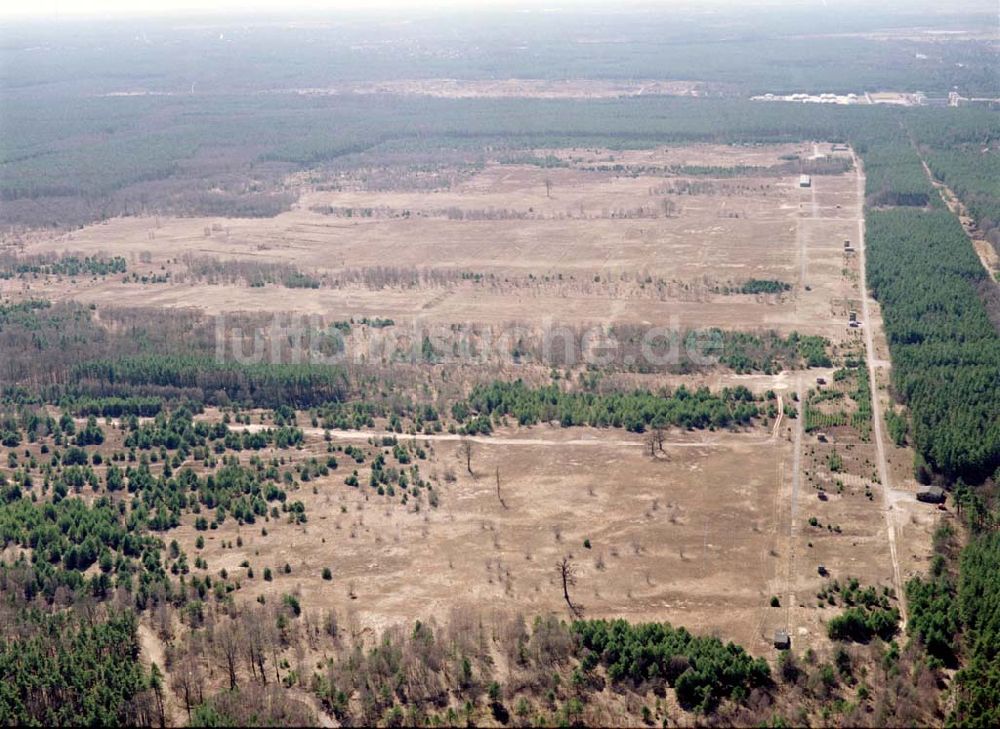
[786,372,805,627]
[784,160,817,632]
[852,149,907,627]
[917,156,999,283]
[232,397,785,450]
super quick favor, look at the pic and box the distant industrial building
[799,175,811,188]
[752,92,863,105]
[752,90,999,109]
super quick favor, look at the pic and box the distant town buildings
[752,92,863,105]
[751,91,998,108]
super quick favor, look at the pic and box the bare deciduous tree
[654,427,665,451]
[496,466,507,509]
[458,439,474,475]
[645,427,667,457]
[557,556,584,618]
[171,651,205,723]
[215,621,241,690]
[244,606,273,685]
[645,430,658,457]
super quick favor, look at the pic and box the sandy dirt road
[853,150,906,626]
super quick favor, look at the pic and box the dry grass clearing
[11,142,858,338]
[2,142,939,662]
[168,423,793,652]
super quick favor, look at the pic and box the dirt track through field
[785,372,805,632]
[854,150,906,626]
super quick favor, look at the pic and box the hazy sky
[0,0,875,20]
[1,0,615,19]
[0,0,987,19]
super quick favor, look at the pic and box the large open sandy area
[4,141,938,659]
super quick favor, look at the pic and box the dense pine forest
[454,380,762,433]
[0,95,937,227]
[908,108,1000,245]
[866,210,999,480]
[854,111,1000,727]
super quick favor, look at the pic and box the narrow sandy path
[917,157,999,283]
[853,150,907,626]
[785,372,804,627]
[137,622,186,727]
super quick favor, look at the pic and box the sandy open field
[165,423,791,650]
[160,394,933,661]
[4,142,939,658]
[11,142,859,339]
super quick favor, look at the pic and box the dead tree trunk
[557,556,584,618]
[496,467,507,509]
[459,439,473,475]
[646,427,667,458]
